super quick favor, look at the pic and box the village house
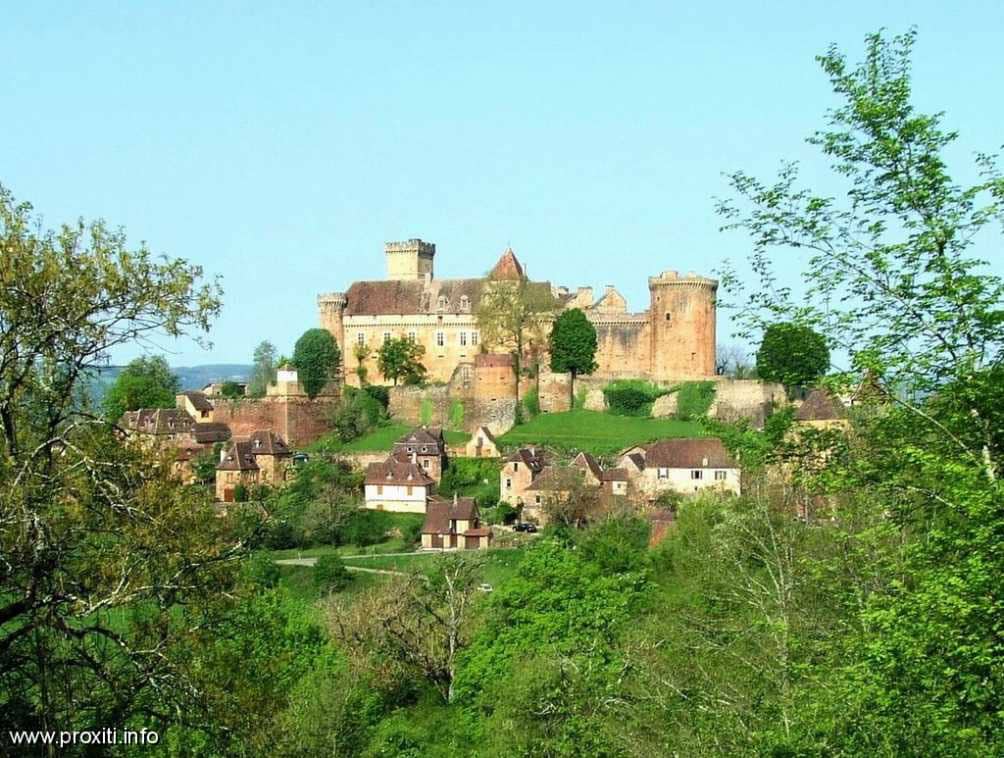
[392,426,447,481]
[616,437,740,498]
[214,430,293,501]
[177,391,215,421]
[795,388,850,429]
[420,494,493,550]
[522,466,588,525]
[601,468,630,497]
[500,447,547,507]
[363,454,436,512]
[464,425,500,458]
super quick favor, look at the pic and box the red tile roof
[365,457,436,486]
[247,430,291,456]
[217,440,259,471]
[643,438,737,469]
[489,247,526,280]
[602,468,629,481]
[524,466,586,492]
[422,496,482,535]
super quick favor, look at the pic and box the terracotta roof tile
[489,247,526,280]
[365,457,436,486]
[643,438,736,469]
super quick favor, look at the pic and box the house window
[535,495,542,505]
[657,467,669,480]
[505,478,512,490]
[436,332,444,347]
[714,470,727,481]
[460,332,467,346]
[471,331,478,346]
[357,332,365,346]
[377,485,383,495]
[383,332,391,344]
[691,470,703,480]
[408,331,416,343]
[422,459,429,469]
[513,462,519,471]
[406,486,413,496]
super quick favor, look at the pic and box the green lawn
[498,409,705,455]
[313,423,470,453]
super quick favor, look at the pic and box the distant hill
[84,364,254,406]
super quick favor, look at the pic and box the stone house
[500,447,547,507]
[392,426,447,481]
[522,466,588,525]
[363,454,436,513]
[616,438,740,498]
[214,431,293,501]
[177,391,215,421]
[571,452,603,486]
[464,425,500,458]
[420,495,492,550]
[795,388,849,430]
[601,468,630,497]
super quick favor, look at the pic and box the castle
[318,239,717,387]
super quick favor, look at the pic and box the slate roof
[572,452,603,481]
[643,438,737,469]
[524,466,586,492]
[248,430,291,456]
[796,389,847,421]
[422,496,480,534]
[182,391,214,412]
[217,440,259,471]
[506,448,547,474]
[193,422,232,444]
[602,468,629,482]
[394,426,445,454]
[365,458,436,486]
[122,408,195,435]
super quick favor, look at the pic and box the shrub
[603,379,668,416]
[574,385,588,410]
[245,552,281,588]
[293,328,341,399]
[675,381,716,421]
[362,384,390,409]
[576,515,651,574]
[233,483,248,502]
[438,459,502,506]
[314,554,352,593]
[331,386,387,443]
[448,400,465,430]
[522,386,540,417]
[755,322,830,388]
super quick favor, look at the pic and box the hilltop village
[120,238,857,547]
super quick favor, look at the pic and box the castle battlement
[317,291,347,305]
[649,270,718,289]
[385,239,436,256]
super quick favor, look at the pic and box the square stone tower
[385,239,435,281]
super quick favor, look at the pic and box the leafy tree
[548,308,598,407]
[219,379,244,398]
[377,336,427,386]
[314,554,353,593]
[293,328,341,398]
[102,354,179,420]
[754,322,829,389]
[476,274,556,409]
[192,450,219,485]
[353,341,372,385]
[248,339,278,397]
[0,183,247,739]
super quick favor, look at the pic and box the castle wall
[587,314,651,379]
[211,397,337,448]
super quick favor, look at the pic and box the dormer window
[437,295,448,311]
[459,295,470,312]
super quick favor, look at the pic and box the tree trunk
[569,370,576,410]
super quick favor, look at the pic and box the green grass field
[498,409,705,455]
[314,423,470,453]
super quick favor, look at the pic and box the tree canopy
[292,328,341,398]
[377,336,427,386]
[248,339,278,397]
[549,308,598,406]
[755,322,830,388]
[102,355,180,421]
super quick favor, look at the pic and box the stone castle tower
[317,291,347,356]
[385,239,435,281]
[648,271,717,379]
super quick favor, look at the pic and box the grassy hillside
[498,409,704,455]
[311,423,470,454]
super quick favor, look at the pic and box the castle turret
[385,239,435,281]
[648,270,717,380]
[318,291,347,355]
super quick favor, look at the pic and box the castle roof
[121,408,194,435]
[489,247,526,280]
[342,275,553,317]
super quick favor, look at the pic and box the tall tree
[0,183,247,737]
[292,328,341,399]
[377,337,427,386]
[248,339,278,397]
[102,355,180,421]
[755,322,829,389]
[476,277,555,409]
[548,308,598,408]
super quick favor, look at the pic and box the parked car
[524,523,538,533]
[515,522,538,533]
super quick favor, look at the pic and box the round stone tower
[648,271,718,381]
[317,291,347,355]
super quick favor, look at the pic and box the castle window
[471,331,479,346]
[383,332,391,344]
[437,295,448,311]
[505,478,512,490]
[460,332,467,347]
[357,332,365,346]
[408,331,416,343]
[459,295,470,312]
[436,332,444,347]
[665,312,672,322]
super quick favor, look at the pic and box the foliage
[363,383,390,409]
[248,339,278,397]
[353,342,372,385]
[293,328,341,398]
[602,379,669,417]
[377,336,427,386]
[219,379,244,398]
[575,514,651,574]
[245,551,282,588]
[574,384,588,410]
[549,308,599,406]
[522,385,540,417]
[476,275,556,405]
[331,385,388,443]
[102,354,179,421]
[675,380,716,420]
[755,322,830,388]
[314,554,353,593]
[420,398,434,426]
[438,458,501,507]
[447,399,464,430]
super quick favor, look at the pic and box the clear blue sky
[3,1,1002,366]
